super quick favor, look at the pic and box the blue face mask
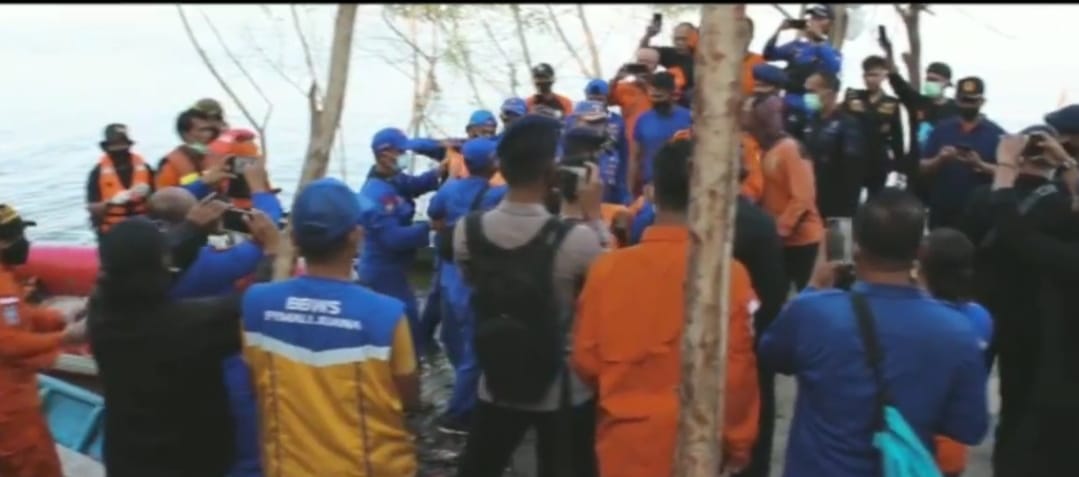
[804,93,822,112]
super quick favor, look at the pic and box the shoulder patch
[878,102,897,115]
[848,99,865,112]
[2,297,19,326]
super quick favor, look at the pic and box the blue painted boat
[38,373,104,461]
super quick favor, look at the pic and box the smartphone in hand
[221,208,253,234]
[788,19,808,30]
[652,13,663,31]
[825,217,853,263]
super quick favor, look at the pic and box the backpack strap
[469,183,492,211]
[849,292,891,431]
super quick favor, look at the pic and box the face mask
[187,142,209,154]
[1,237,30,266]
[535,81,553,94]
[652,100,673,113]
[107,149,131,161]
[922,81,944,98]
[804,93,823,112]
[958,107,980,122]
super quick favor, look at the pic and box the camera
[557,154,595,203]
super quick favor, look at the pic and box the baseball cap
[752,63,788,88]
[1019,124,1059,138]
[102,123,134,146]
[0,204,37,241]
[651,71,677,91]
[291,178,363,250]
[497,114,563,160]
[461,137,499,172]
[531,63,555,79]
[584,79,610,97]
[925,62,953,84]
[572,100,607,121]
[955,76,985,102]
[370,127,415,153]
[193,98,224,117]
[467,110,497,129]
[1045,105,1079,135]
[805,3,833,19]
[500,97,528,116]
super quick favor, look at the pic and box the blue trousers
[223,354,263,477]
[439,265,479,419]
[362,269,421,356]
[418,261,443,354]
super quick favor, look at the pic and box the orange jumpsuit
[667,128,764,203]
[760,138,823,246]
[572,225,760,477]
[0,265,65,477]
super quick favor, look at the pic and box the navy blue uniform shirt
[759,281,989,477]
[923,116,1005,213]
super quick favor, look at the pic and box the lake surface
[1,4,1071,244]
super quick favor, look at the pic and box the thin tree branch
[196,8,274,144]
[509,4,533,67]
[481,18,519,95]
[382,8,435,64]
[290,4,322,102]
[772,4,795,19]
[576,4,603,78]
[544,5,592,77]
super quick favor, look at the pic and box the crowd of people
[2,4,1079,477]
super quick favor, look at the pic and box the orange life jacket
[447,147,506,186]
[98,154,152,232]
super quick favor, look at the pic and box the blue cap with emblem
[291,178,364,250]
[500,97,528,117]
[462,137,499,172]
[370,127,417,154]
[752,63,788,89]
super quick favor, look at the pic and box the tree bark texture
[674,4,748,477]
[273,3,358,280]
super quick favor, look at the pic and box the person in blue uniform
[802,70,865,219]
[629,72,692,197]
[427,137,507,435]
[566,100,627,205]
[497,98,528,141]
[357,127,448,355]
[584,80,630,204]
[919,76,1004,229]
[763,3,842,140]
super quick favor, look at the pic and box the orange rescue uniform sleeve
[389,317,417,376]
[26,307,65,333]
[571,254,613,388]
[741,53,765,97]
[740,134,765,203]
[722,261,761,466]
[775,141,818,239]
[558,95,575,118]
[0,295,63,370]
[935,436,968,475]
[446,149,469,180]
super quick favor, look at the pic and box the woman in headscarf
[88,216,274,477]
[741,90,824,291]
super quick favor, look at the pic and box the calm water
[0,4,1071,244]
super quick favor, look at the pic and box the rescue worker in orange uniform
[572,138,760,477]
[446,110,506,186]
[526,63,574,118]
[85,124,153,237]
[190,98,271,209]
[0,205,88,477]
[155,108,232,196]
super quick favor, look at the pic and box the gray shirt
[453,201,606,411]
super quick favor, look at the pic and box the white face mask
[395,153,411,172]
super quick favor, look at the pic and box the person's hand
[937,145,958,161]
[578,162,604,221]
[1036,133,1074,168]
[60,319,88,346]
[108,189,134,205]
[201,161,235,185]
[437,158,451,175]
[185,194,230,230]
[241,156,270,193]
[86,203,107,218]
[245,209,281,250]
[877,25,893,53]
[995,134,1025,169]
[719,455,749,476]
[779,19,796,31]
[645,22,661,38]
[643,183,655,203]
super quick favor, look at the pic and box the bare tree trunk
[827,4,849,51]
[896,4,924,93]
[510,4,533,67]
[576,5,603,78]
[544,5,592,78]
[481,18,520,95]
[273,3,358,280]
[674,4,748,477]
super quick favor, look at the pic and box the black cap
[651,71,677,91]
[0,204,36,241]
[925,62,953,84]
[805,4,833,19]
[1020,124,1059,137]
[955,76,985,101]
[102,123,134,146]
[1045,105,1079,135]
[531,63,555,79]
[496,114,562,159]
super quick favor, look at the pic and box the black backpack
[464,213,573,403]
[435,184,491,261]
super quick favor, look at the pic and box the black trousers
[456,400,598,477]
[783,243,819,292]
